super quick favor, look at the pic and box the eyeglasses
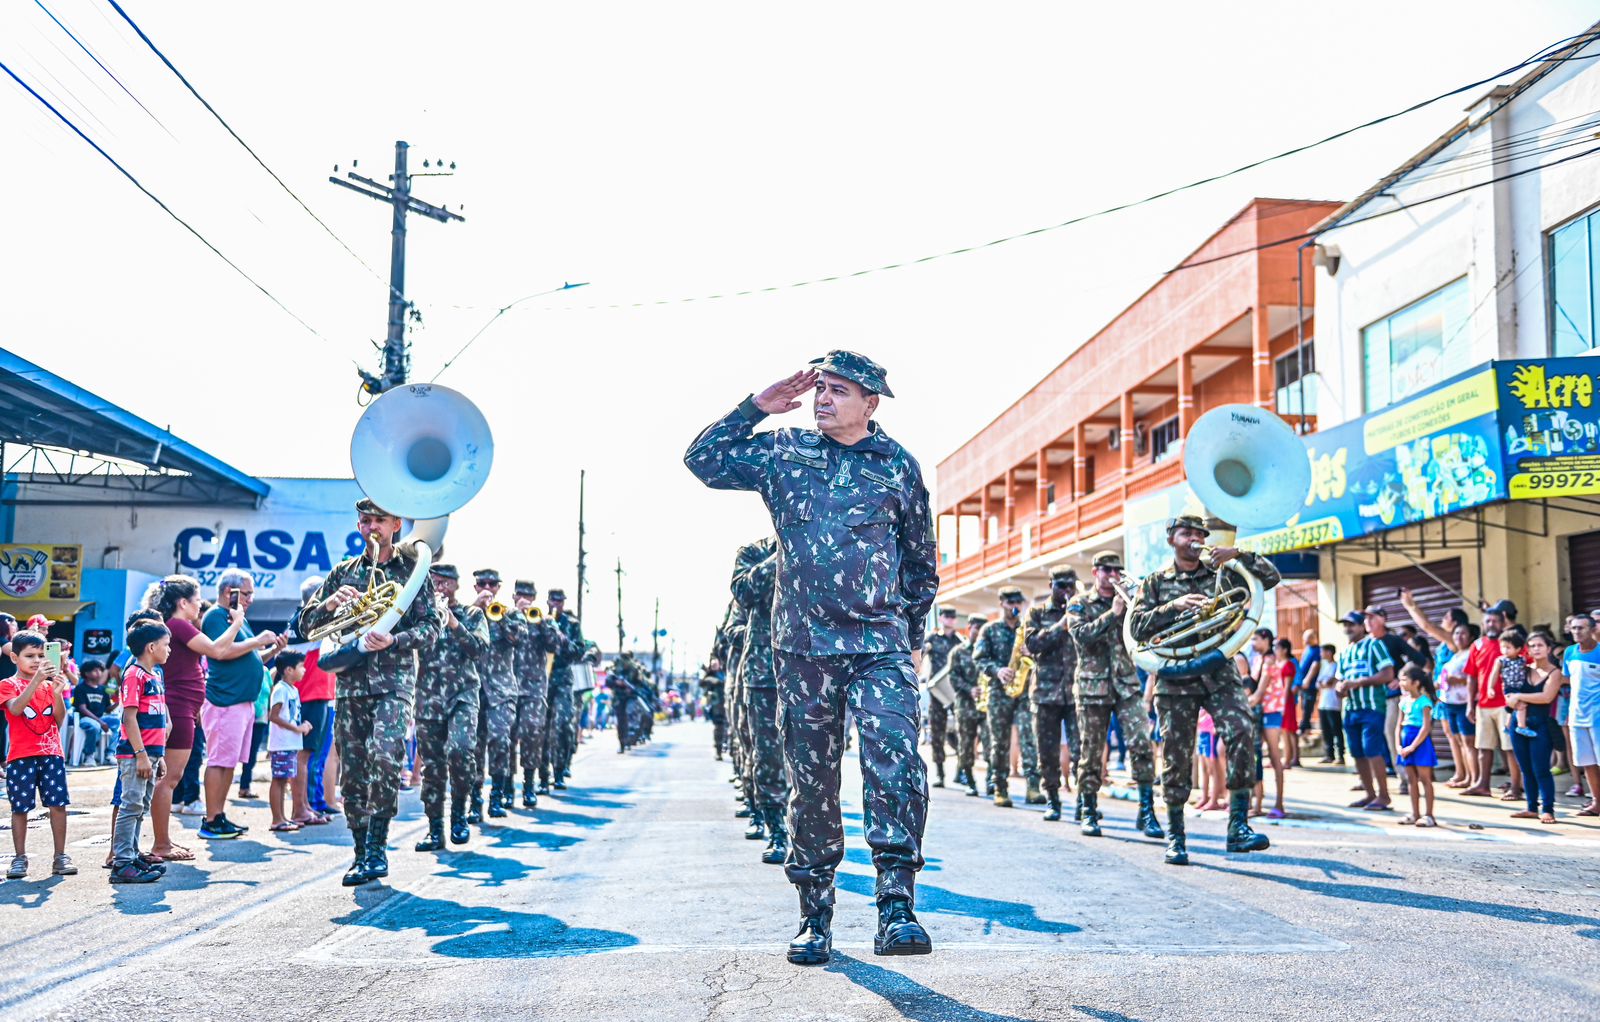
[475,582,499,590]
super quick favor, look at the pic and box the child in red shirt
[110,620,172,883]
[3,630,74,879]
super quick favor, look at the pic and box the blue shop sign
[1497,357,1600,498]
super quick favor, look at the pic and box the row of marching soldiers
[702,536,790,867]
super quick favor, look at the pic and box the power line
[0,57,334,344]
[34,0,169,132]
[429,282,590,383]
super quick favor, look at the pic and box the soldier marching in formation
[511,581,559,808]
[1023,566,1079,822]
[730,536,790,866]
[949,612,987,796]
[541,588,584,792]
[468,569,523,821]
[413,564,488,851]
[700,657,727,759]
[975,587,1041,808]
[920,608,963,789]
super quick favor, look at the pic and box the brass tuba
[1115,404,1309,680]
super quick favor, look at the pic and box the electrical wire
[429,282,590,382]
[34,0,169,132]
[0,57,335,345]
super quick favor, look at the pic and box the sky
[2,1,1598,666]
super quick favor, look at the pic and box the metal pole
[615,557,625,658]
[652,597,661,676]
[576,470,587,622]
[383,141,411,390]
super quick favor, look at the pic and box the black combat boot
[985,777,995,797]
[874,897,933,957]
[963,770,980,797]
[1073,793,1084,822]
[1025,778,1046,805]
[932,762,945,789]
[537,774,551,795]
[553,770,567,790]
[744,810,767,841]
[734,802,754,819]
[522,770,538,809]
[1043,792,1062,822]
[761,808,789,865]
[1164,804,1189,866]
[1080,791,1102,837]
[787,907,833,966]
[992,781,1012,809]
[342,821,373,886]
[449,806,470,845]
[488,779,508,819]
[364,817,390,880]
[467,789,484,825]
[1136,783,1165,840]
[1226,790,1270,853]
[414,817,446,852]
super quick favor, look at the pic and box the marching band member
[413,565,488,850]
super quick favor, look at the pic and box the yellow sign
[0,544,82,601]
[1363,368,1499,455]
[1239,517,1346,556]
[1507,459,1600,499]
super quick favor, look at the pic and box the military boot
[874,897,932,957]
[963,771,980,797]
[522,770,538,809]
[953,766,969,787]
[1080,792,1102,837]
[414,817,446,852]
[1164,804,1189,866]
[735,803,754,819]
[744,810,767,841]
[1225,790,1270,853]
[932,762,945,789]
[1073,793,1084,823]
[985,777,995,797]
[1135,783,1165,840]
[1043,792,1062,822]
[342,822,373,887]
[364,817,391,880]
[1025,778,1046,805]
[992,781,1013,808]
[761,808,789,865]
[537,774,551,795]
[488,779,508,819]
[449,806,471,845]
[467,789,484,825]
[787,906,833,966]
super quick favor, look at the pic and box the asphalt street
[3,721,1598,1022]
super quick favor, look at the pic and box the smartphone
[45,641,63,672]
[228,591,241,610]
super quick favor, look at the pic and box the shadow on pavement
[0,873,63,908]
[510,807,613,829]
[430,850,541,886]
[484,828,585,853]
[108,867,258,916]
[333,888,638,958]
[834,873,1080,935]
[824,954,1047,1022]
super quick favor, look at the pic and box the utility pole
[329,140,465,396]
[575,470,587,622]
[652,597,661,677]
[614,557,625,658]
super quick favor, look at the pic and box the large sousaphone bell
[309,384,493,672]
[1114,404,1309,679]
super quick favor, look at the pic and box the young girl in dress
[1396,664,1439,827]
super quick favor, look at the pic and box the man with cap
[731,536,791,865]
[512,581,562,808]
[975,587,1040,808]
[465,569,523,820]
[950,613,988,797]
[299,498,442,886]
[1025,566,1082,819]
[1336,609,1397,811]
[413,564,489,850]
[1129,514,1280,865]
[542,588,585,791]
[607,651,643,751]
[920,608,963,789]
[1462,599,1522,799]
[1069,551,1162,839]
[685,351,938,965]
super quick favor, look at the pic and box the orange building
[934,198,1339,628]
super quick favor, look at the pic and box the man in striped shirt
[1336,611,1396,811]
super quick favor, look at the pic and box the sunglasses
[474,582,499,590]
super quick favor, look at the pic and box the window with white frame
[1275,341,1316,418]
[1149,417,1181,463]
[1361,277,1470,412]
[1549,209,1600,356]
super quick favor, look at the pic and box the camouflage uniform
[1130,552,1281,806]
[724,604,749,783]
[685,388,938,915]
[975,618,1039,798]
[732,538,788,823]
[1068,591,1155,797]
[474,610,525,802]
[608,653,645,749]
[513,610,561,798]
[299,550,441,833]
[920,630,963,783]
[415,601,488,822]
[1024,599,1079,801]
[948,629,984,784]
[542,609,585,784]
[701,670,727,755]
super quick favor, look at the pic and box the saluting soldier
[686,351,938,966]
[512,580,560,808]
[950,613,987,797]
[1130,514,1278,865]
[975,587,1041,808]
[1024,566,1080,821]
[468,569,523,819]
[299,498,442,887]
[1069,551,1162,839]
[732,536,790,866]
[542,588,584,791]
[413,564,489,851]
[921,608,963,789]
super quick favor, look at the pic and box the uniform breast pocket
[843,484,898,530]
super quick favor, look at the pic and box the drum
[925,667,955,709]
[572,663,598,693]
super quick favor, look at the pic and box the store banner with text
[0,544,82,600]
[1497,357,1600,498]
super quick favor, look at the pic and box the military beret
[1166,513,1210,535]
[1092,550,1124,570]
[514,580,537,598]
[355,497,398,518]
[998,586,1025,601]
[429,564,459,580]
[1049,566,1078,583]
[809,349,894,398]
[547,588,568,601]
[472,568,501,583]
[938,606,958,618]
[967,613,989,627]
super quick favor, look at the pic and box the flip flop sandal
[1540,814,1558,824]
[269,822,300,832]
[1577,806,1599,817]
[1509,810,1538,819]
[156,845,196,862]
[291,815,330,826]
[1418,816,1438,828]
[1398,816,1418,825]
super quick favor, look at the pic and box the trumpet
[522,606,544,623]
[486,600,510,622]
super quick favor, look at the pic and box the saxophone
[1006,622,1033,699]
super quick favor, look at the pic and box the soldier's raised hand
[754,369,820,415]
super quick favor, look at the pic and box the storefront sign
[0,543,82,600]
[1497,357,1600,498]
[175,525,366,596]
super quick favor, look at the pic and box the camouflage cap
[429,564,459,580]
[937,606,958,618]
[472,568,502,584]
[967,613,989,627]
[355,497,398,518]
[547,588,568,601]
[809,349,894,398]
[514,580,537,597]
[1091,550,1124,570]
[1049,565,1078,584]
[998,585,1025,601]
[1166,513,1210,535]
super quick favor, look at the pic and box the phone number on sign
[193,569,279,590]
[1509,469,1600,498]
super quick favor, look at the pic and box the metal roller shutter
[1570,531,1600,619]
[1360,559,1466,630]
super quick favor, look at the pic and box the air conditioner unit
[1107,428,1120,451]
[1134,422,1149,456]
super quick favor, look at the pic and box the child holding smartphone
[111,621,173,883]
[3,630,74,879]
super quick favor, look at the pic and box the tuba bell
[308,384,494,673]
[1114,404,1309,680]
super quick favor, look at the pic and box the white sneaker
[175,801,205,816]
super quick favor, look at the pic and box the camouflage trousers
[986,691,1039,787]
[1155,684,1256,805]
[773,651,927,915]
[954,695,983,776]
[417,690,479,820]
[513,686,548,785]
[742,685,787,813]
[727,682,746,775]
[542,684,576,782]
[926,700,949,770]
[334,691,412,825]
[1032,700,1080,796]
[708,706,727,754]
[1075,692,1156,798]
[474,695,518,788]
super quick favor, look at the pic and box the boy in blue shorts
[3,630,75,879]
